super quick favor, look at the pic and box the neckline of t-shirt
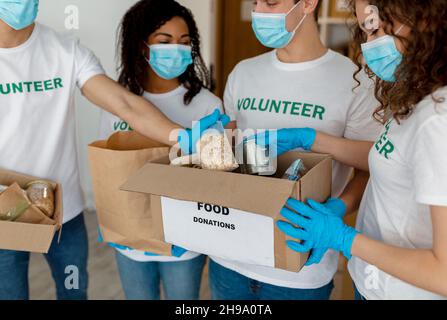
[0,23,40,54]
[270,49,336,71]
[143,85,186,100]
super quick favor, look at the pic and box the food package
[195,122,239,171]
[0,183,55,225]
[282,159,308,181]
[26,181,55,218]
[171,122,239,172]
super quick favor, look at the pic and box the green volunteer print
[0,78,64,95]
[237,97,326,120]
[113,121,133,132]
[375,119,395,159]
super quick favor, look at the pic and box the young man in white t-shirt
[210,0,381,300]
[0,0,225,300]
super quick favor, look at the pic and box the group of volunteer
[0,0,446,301]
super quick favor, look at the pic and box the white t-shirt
[212,50,381,289]
[99,85,223,262]
[0,23,105,224]
[349,87,447,300]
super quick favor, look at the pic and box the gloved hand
[254,128,316,157]
[177,109,231,155]
[304,198,347,266]
[277,198,359,260]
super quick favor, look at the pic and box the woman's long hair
[349,0,447,123]
[117,0,211,105]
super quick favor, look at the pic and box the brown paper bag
[0,183,55,225]
[88,131,172,256]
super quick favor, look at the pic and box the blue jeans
[209,260,334,300]
[0,213,89,300]
[354,285,367,300]
[115,251,206,300]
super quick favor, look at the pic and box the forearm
[351,234,447,297]
[339,170,370,215]
[312,132,373,172]
[82,75,181,146]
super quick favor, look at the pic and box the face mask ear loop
[143,42,151,63]
[286,0,302,15]
[395,24,404,36]
[287,0,307,33]
[292,14,307,33]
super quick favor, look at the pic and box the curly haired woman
[98,0,224,300]
[261,0,447,300]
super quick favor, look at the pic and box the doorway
[214,0,269,98]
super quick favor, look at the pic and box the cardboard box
[88,132,173,256]
[0,169,63,253]
[121,152,332,272]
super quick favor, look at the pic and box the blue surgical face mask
[147,44,193,80]
[361,26,404,82]
[0,0,39,30]
[251,1,307,49]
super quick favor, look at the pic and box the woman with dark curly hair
[268,0,447,300]
[98,0,223,300]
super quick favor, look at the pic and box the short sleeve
[74,40,105,89]
[223,69,238,122]
[344,71,382,141]
[204,92,224,115]
[410,115,447,206]
[194,89,223,121]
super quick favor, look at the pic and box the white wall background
[37,0,216,209]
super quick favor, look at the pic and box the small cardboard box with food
[0,169,63,253]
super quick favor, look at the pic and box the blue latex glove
[254,128,316,157]
[177,109,231,155]
[98,228,187,258]
[277,198,359,260]
[305,198,347,266]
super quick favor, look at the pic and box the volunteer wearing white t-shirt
[0,0,226,300]
[272,0,447,300]
[99,0,224,300]
[209,0,381,300]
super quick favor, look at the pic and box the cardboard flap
[0,222,56,253]
[299,157,333,203]
[121,158,297,217]
[106,131,166,151]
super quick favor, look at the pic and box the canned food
[26,180,55,218]
[239,139,276,175]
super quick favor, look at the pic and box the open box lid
[121,152,332,217]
